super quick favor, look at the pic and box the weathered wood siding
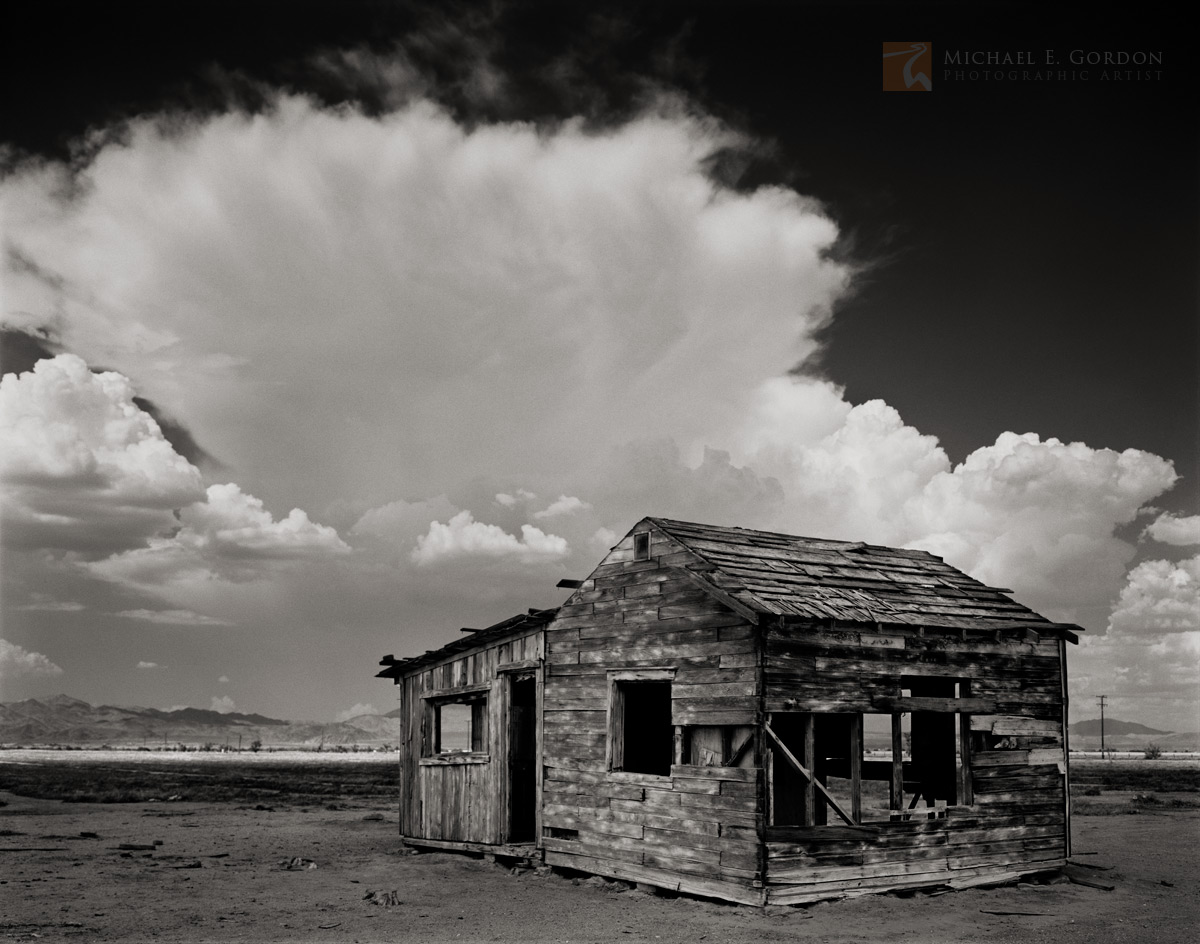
[541,527,766,905]
[763,620,1068,904]
[399,629,543,846]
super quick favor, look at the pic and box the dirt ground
[1,790,1197,944]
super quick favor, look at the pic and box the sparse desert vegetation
[1069,758,1200,817]
[0,749,396,805]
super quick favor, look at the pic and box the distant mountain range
[1070,717,1198,752]
[1070,719,1168,737]
[3,697,1195,752]
[0,694,401,749]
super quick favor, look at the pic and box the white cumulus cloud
[335,702,378,722]
[116,609,233,626]
[1108,557,1200,636]
[533,495,591,519]
[0,354,204,554]
[351,495,458,547]
[412,510,568,565]
[726,377,1178,627]
[136,661,161,669]
[210,695,236,713]
[0,638,64,679]
[1070,558,1200,732]
[88,483,349,594]
[1144,513,1200,547]
[16,599,85,612]
[495,490,536,508]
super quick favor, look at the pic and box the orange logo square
[883,42,932,91]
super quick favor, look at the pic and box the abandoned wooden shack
[377,516,1080,905]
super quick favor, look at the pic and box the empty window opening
[611,680,672,776]
[769,680,971,826]
[904,677,967,811]
[432,697,487,754]
[633,532,651,560]
[861,712,913,821]
[768,714,860,827]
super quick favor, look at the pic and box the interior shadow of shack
[377,517,1079,906]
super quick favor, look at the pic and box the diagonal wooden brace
[764,721,857,827]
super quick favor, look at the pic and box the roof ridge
[648,517,937,558]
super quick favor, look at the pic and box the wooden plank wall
[541,527,766,905]
[763,621,1068,904]
[399,629,543,846]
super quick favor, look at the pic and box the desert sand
[2,783,1198,944]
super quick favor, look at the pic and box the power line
[1097,695,1107,760]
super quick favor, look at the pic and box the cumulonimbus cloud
[0,96,851,519]
[0,78,1190,723]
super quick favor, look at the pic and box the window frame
[606,667,676,779]
[420,684,491,766]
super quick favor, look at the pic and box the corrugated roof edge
[377,607,558,680]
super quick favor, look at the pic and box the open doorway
[507,675,537,843]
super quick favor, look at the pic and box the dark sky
[5,0,1196,503]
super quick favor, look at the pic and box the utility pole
[1097,695,1107,759]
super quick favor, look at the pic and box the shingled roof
[646,517,1082,638]
[378,519,1081,682]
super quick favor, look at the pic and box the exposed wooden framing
[498,659,540,673]
[803,714,816,826]
[958,682,974,806]
[606,678,624,772]
[850,714,863,823]
[725,731,755,766]
[404,836,537,858]
[535,657,545,850]
[1059,636,1071,857]
[890,713,905,817]
[420,682,492,701]
[763,721,855,827]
